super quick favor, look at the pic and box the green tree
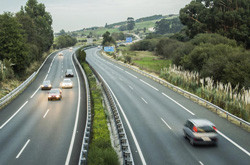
[24,0,54,53]
[102,31,116,46]
[180,0,250,48]
[0,12,28,75]
[155,18,184,34]
[127,17,135,31]
[55,35,77,49]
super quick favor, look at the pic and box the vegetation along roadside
[76,47,119,165]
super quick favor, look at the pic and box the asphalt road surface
[0,49,87,165]
[86,47,250,165]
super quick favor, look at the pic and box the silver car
[60,78,73,88]
[183,119,218,146]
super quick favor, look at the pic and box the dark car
[183,119,218,146]
[48,88,62,101]
[65,69,74,77]
[41,80,52,90]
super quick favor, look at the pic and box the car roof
[63,78,71,81]
[50,88,61,92]
[67,69,73,71]
[188,119,215,127]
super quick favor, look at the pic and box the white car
[58,52,63,56]
[60,78,73,88]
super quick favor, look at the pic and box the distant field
[117,47,171,74]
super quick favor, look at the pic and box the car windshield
[64,79,71,83]
[50,90,59,94]
[197,126,215,133]
[67,70,73,73]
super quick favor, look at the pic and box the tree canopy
[180,0,250,48]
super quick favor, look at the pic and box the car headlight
[48,95,51,97]
[49,85,51,87]
[56,95,60,97]
[41,85,44,87]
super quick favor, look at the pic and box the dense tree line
[155,17,184,34]
[179,0,250,48]
[135,15,163,23]
[54,35,77,49]
[130,33,250,88]
[111,32,125,41]
[0,0,53,80]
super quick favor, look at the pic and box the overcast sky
[0,0,191,32]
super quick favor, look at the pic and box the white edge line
[161,118,172,130]
[65,53,81,165]
[0,101,28,129]
[162,92,195,116]
[125,71,138,79]
[141,97,148,104]
[140,79,159,91]
[99,73,147,165]
[217,130,250,157]
[129,85,133,90]
[16,139,30,159]
[43,109,50,118]
[30,87,40,99]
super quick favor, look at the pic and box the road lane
[86,48,250,165]
[0,49,87,164]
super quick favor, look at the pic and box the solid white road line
[0,101,28,129]
[125,71,138,79]
[30,87,40,99]
[16,139,30,159]
[129,85,133,90]
[99,74,146,165]
[140,79,159,91]
[199,161,204,165]
[141,97,148,104]
[43,109,50,118]
[65,53,81,165]
[217,130,250,157]
[161,118,172,130]
[162,92,195,116]
[115,65,124,71]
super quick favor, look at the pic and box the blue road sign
[126,37,133,43]
[104,46,115,52]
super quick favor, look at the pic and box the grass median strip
[81,62,119,165]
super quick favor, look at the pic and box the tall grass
[160,65,250,122]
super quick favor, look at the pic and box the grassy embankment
[117,46,171,74]
[0,49,55,99]
[79,57,118,164]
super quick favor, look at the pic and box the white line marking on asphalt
[119,78,123,81]
[99,74,147,165]
[65,53,81,165]
[48,68,51,74]
[30,87,40,99]
[43,109,50,118]
[62,70,63,72]
[129,85,133,90]
[141,97,148,104]
[125,71,138,79]
[162,92,195,116]
[217,130,250,156]
[199,161,204,165]
[16,139,30,159]
[44,74,48,81]
[161,118,172,130]
[115,65,124,71]
[140,79,159,91]
[0,101,28,129]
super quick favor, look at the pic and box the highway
[0,49,87,164]
[86,47,250,165]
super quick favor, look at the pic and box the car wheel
[184,132,187,139]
